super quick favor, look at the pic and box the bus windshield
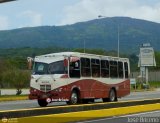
[33,62,49,75]
[33,61,67,75]
[48,61,67,74]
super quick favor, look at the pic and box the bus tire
[103,89,117,102]
[67,90,79,105]
[38,99,48,107]
[108,89,117,102]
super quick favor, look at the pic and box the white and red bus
[29,52,130,107]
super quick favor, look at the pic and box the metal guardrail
[0,98,160,118]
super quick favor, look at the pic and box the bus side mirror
[64,59,68,67]
[27,57,33,70]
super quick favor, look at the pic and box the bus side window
[101,60,109,78]
[110,61,118,78]
[81,58,91,77]
[91,59,100,77]
[69,60,80,78]
[118,61,123,78]
[124,62,129,78]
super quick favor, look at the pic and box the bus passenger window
[91,59,100,77]
[118,61,123,78]
[101,60,109,78]
[81,58,91,77]
[124,62,129,78]
[110,61,118,78]
[69,60,80,78]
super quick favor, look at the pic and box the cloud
[19,10,43,27]
[0,16,9,30]
[124,4,160,23]
[59,0,160,25]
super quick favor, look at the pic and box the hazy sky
[0,0,160,30]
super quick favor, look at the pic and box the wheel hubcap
[71,92,78,104]
[110,90,115,101]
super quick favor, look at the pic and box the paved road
[0,90,160,111]
[78,110,160,123]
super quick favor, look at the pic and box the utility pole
[98,15,120,57]
[84,40,85,53]
[117,25,119,57]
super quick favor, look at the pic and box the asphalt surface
[78,110,160,123]
[0,90,160,111]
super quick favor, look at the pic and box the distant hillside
[0,17,160,53]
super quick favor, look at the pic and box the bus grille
[40,85,51,92]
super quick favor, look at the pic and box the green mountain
[0,17,160,53]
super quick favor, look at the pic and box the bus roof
[35,52,129,63]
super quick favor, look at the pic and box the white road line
[120,96,145,100]
[77,110,160,123]
[0,100,35,105]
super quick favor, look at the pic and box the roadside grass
[149,81,160,88]
[131,81,160,92]
[0,95,28,102]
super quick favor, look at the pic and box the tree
[2,69,30,95]
[0,59,10,88]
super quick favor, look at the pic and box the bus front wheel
[38,99,48,107]
[67,90,79,105]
